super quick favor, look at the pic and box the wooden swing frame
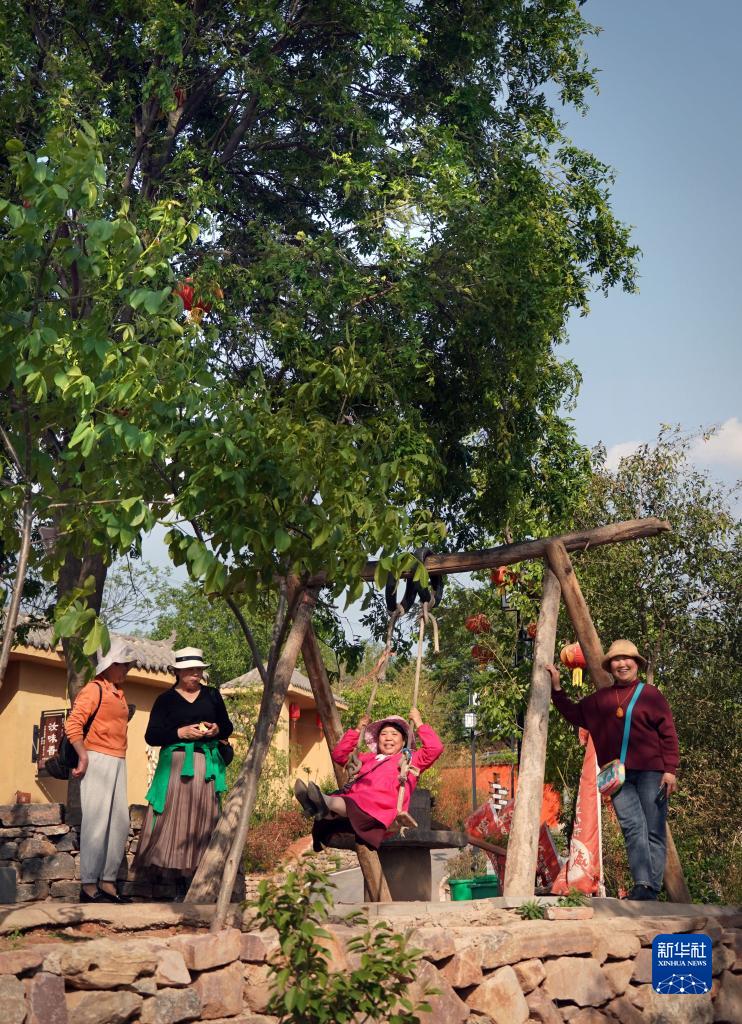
[301,515,690,902]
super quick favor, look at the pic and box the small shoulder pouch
[597,682,644,797]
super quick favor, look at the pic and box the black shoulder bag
[44,682,103,780]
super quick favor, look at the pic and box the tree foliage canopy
[1,2,638,654]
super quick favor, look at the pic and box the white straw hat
[171,646,210,670]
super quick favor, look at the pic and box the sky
[559,0,741,480]
[139,0,741,609]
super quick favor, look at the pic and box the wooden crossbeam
[360,517,670,581]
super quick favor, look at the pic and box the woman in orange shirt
[65,636,135,904]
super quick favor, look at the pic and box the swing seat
[389,811,418,832]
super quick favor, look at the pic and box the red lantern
[175,280,195,311]
[465,613,491,634]
[490,566,519,587]
[316,713,323,731]
[174,86,187,108]
[174,281,223,319]
[471,644,491,666]
[526,622,537,640]
[560,642,587,687]
[289,702,301,721]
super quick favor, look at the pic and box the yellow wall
[0,653,172,806]
[222,684,339,785]
[1,656,341,808]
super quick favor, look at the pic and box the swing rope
[391,596,439,832]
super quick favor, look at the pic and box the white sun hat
[171,646,210,670]
[95,636,137,676]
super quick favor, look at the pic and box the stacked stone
[0,804,179,904]
[405,911,742,1024]
[0,804,81,903]
[0,911,740,1023]
[0,925,281,1024]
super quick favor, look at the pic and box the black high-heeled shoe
[80,888,104,903]
[97,888,133,904]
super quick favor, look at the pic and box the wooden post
[358,518,671,582]
[544,542,690,901]
[301,624,393,902]
[664,822,691,903]
[544,539,613,689]
[187,586,317,915]
[503,567,561,897]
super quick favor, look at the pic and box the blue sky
[560,0,741,479]
[139,1,740,599]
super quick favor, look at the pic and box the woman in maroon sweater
[548,639,679,901]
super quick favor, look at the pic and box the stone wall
[0,908,739,1023]
[0,803,180,903]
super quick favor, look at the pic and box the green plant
[515,900,545,920]
[252,862,432,1023]
[556,888,589,908]
[446,846,489,881]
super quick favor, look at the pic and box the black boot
[294,779,320,817]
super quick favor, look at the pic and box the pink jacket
[332,723,444,828]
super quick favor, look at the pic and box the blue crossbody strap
[619,682,645,763]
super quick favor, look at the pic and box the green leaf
[274,528,292,553]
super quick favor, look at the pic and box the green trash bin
[470,876,500,898]
[448,878,476,901]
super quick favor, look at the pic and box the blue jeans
[611,769,668,892]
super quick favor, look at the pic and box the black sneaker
[628,884,658,901]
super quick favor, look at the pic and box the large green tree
[2,1,640,908]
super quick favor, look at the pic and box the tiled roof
[12,619,176,674]
[223,667,348,709]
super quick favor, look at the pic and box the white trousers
[79,750,129,883]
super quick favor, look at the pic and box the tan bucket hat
[602,639,647,672]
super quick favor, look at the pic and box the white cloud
[604,440,643,472]
[690,417,742,467]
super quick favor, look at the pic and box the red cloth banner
[551,728,602,895]
[465,797,561,889]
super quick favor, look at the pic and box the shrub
[433,781,489,830]
[244,809,312,873]
[446,846,489,880]
[252,861,432,1023]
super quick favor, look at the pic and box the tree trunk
[301,624,392,901]
[187,586,318,922]
[301,625,344,753]
[503,567,560,897]
[544,540,613,689]
[57,549,108,827]
[359,517,670,581]
[57,549,108,698]
[0,498,33,689]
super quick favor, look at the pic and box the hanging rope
[343,603,404,782]
[391,594,440,832]
[342,549,444,810]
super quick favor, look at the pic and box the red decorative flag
[551,728,602,895]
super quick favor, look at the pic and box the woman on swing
[294,708,444,851]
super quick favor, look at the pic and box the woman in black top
[133,647,233,899]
